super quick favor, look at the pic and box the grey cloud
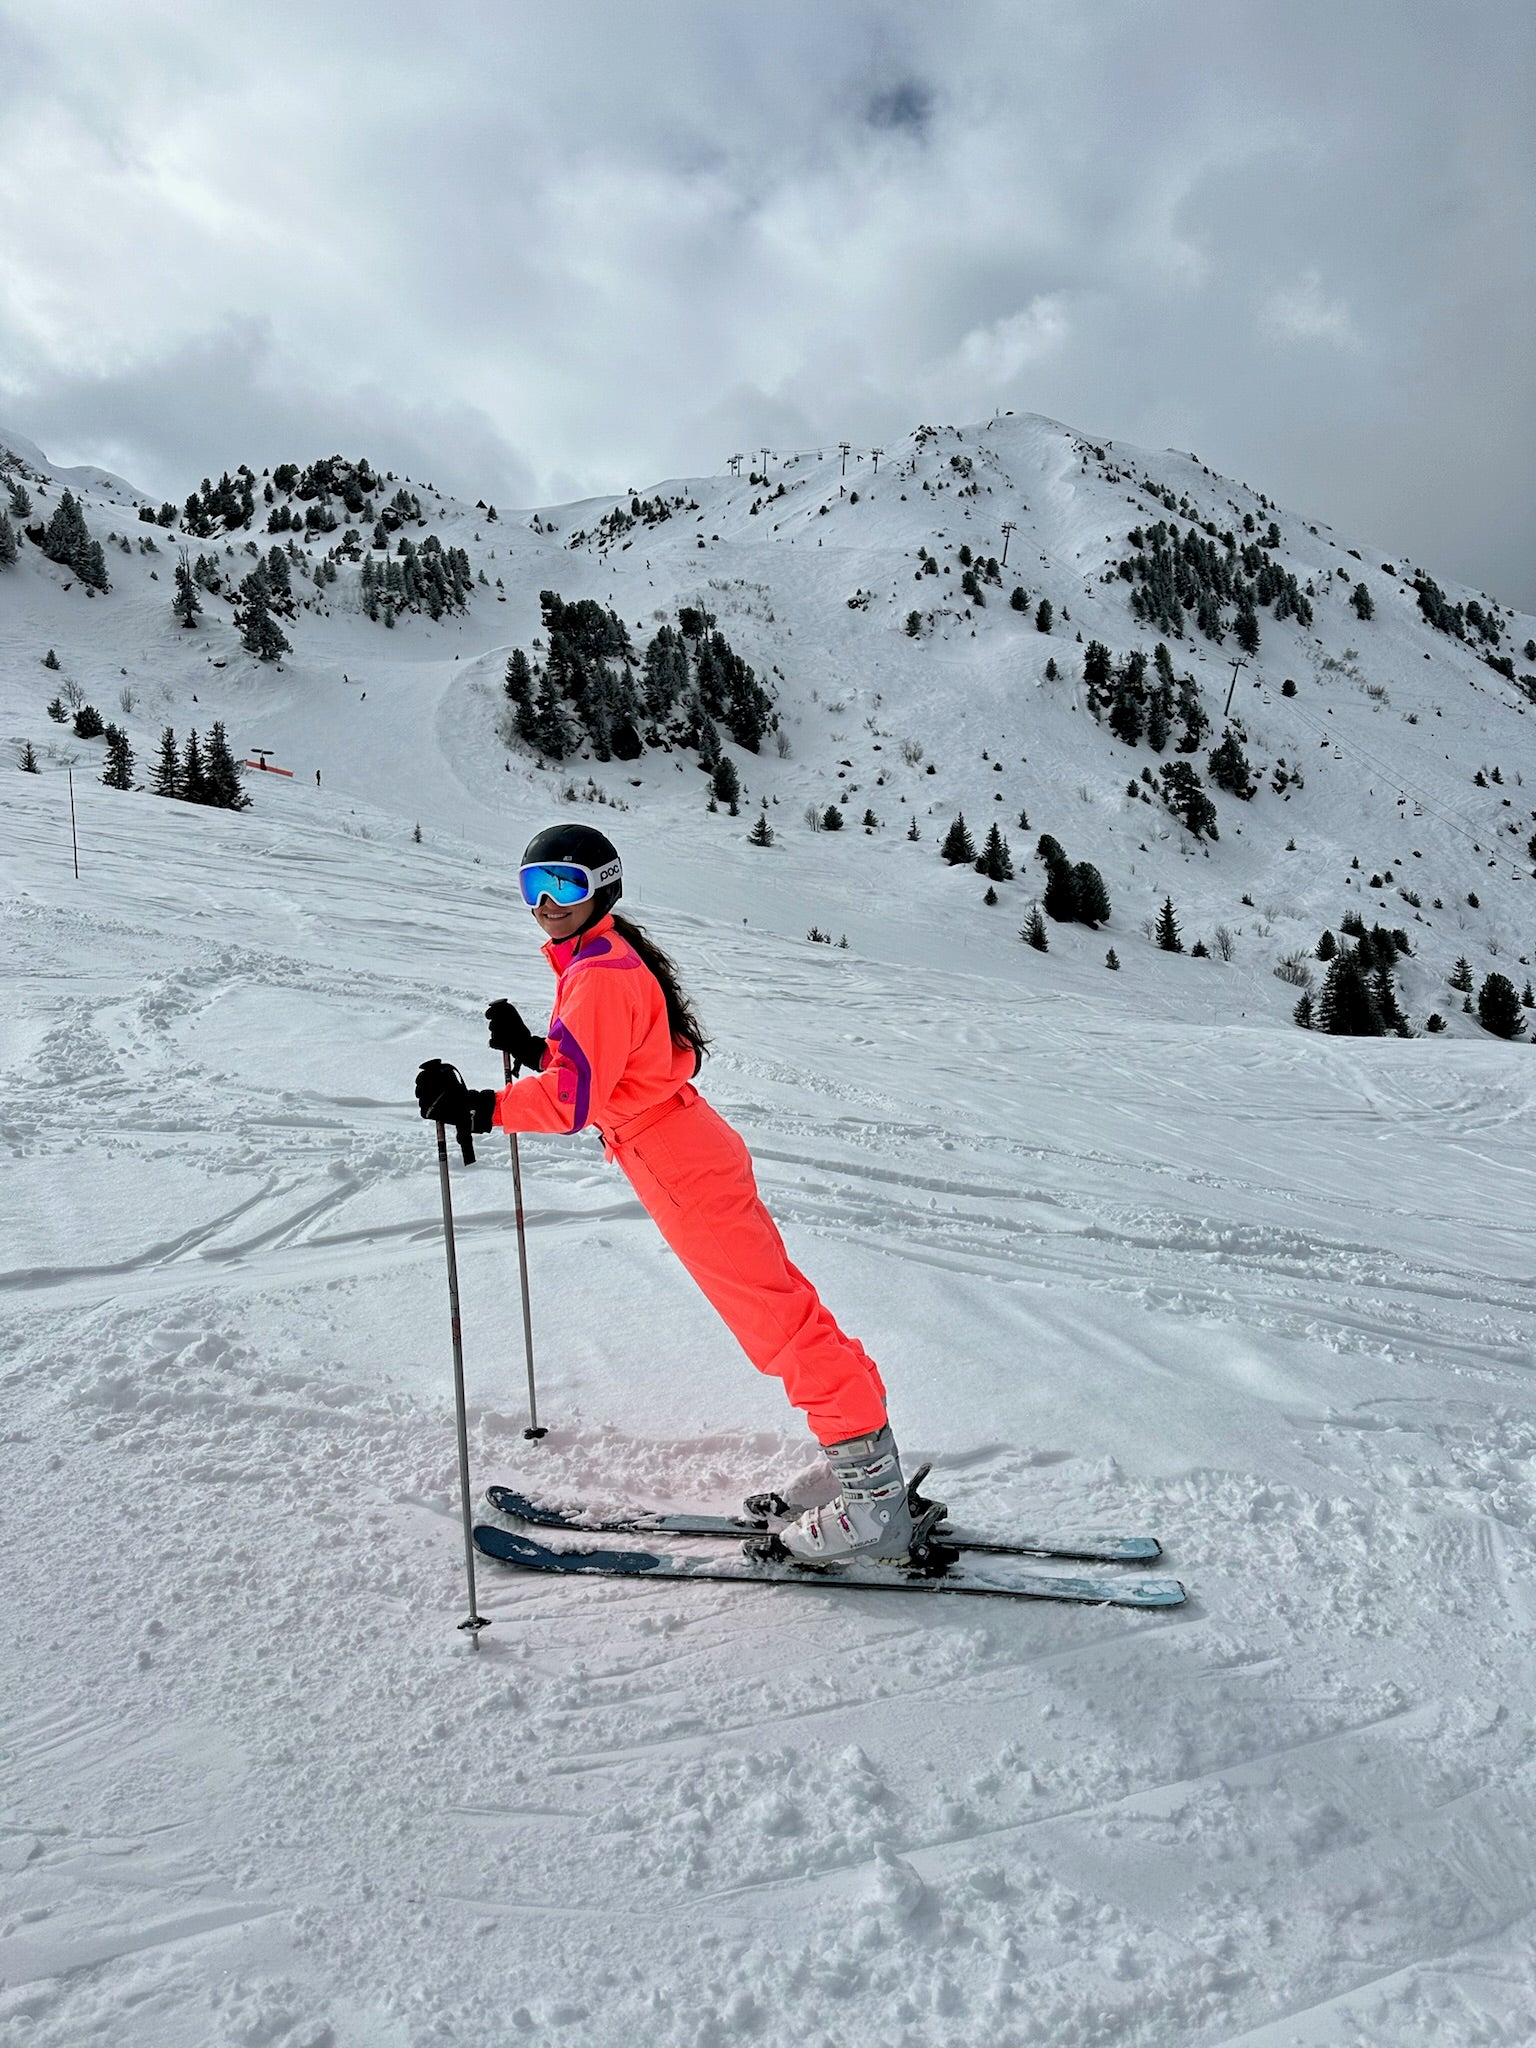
[1,0,1530,603]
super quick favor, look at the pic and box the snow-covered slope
[2,422,1534,2046]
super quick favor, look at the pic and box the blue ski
[472,1523,1186,1608]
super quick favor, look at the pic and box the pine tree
[1448,956,1474,992]
[976,821,1013,880]
[1042,856,1079,922]
[1035,598,1053,633]
[1155,896,1183,952]
[1022,907,1048,951]
[73,704,105,739]
[905,610,922,637]
[8,479,31,518]
[1372,964,1410,1037]
[940,813,976,864]
[43,489,94,577]
[711,757,741,808]
[1105,948,1120,970]
[203,722,249,810]
[1208,729,1255,798]
[101,725,134,789]
[1073,863,1111,927]
[1351,582,1374,621]
[1293,991,1314,1028]
[237,579,290,661]
[906,816,920,841]
[0,510,17,566]
[748,809,774,847]
[20,740,39,771]
[1316,929,1338,961]
[1476,972,1524,1039]
[152,727,180,797]
[1159,760,1219,840]
[504,647,533,707]
[173,549,202,628]
[181,730,208,804]
[821,805,844,831]
[531,676,575,760]
[1318,954,1383,1035]
[46,696,66,722]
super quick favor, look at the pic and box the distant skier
[414,822,913,1564]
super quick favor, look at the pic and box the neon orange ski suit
[489,914,888,1445]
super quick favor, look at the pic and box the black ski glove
[414,1060,495,1163]
[485,999,547,1074]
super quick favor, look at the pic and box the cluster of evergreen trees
[272,455,381,512]
[359,535,474,624]
[1084,639,1208,753]
[1119,520,1312,648]
[1447,957,1526,1039]
[503,595,776,766]
[147,723,250,809]
[267,497,339,536]
[572,492,693,550]
[939,812,1014,879]
[25,490,111,590]
[1294,920,1412,1035]
[181,467,258,536]
[1413,575,1506,653]
[1081,639,1272,838]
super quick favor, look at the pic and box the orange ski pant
[611,1091,888,1446]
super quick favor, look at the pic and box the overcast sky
[2,1,1532,606]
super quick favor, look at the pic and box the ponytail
[609,912,709,1070]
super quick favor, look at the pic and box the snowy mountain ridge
[4,408,1533,1039]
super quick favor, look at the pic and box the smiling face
[532,893,598,944]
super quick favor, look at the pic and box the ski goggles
[518,857,621,909]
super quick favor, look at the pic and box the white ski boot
[776,1425,918,1564]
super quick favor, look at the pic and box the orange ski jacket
[489,914,696,1148]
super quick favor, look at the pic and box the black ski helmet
[521,821,623,922]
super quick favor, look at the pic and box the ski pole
[502,1050,547,1439]
[433,1115,489,1642]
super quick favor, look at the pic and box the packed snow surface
[2,416,1535,2045]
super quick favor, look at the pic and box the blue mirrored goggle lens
[519,862,593,908]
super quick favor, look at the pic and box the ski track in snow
[4,805,1535,2048]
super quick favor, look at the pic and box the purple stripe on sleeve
[548,1017,593,1130]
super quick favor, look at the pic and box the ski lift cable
[1272,683,1530,884]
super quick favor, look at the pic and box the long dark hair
[610,912,710,1069]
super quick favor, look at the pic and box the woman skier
[414,821,914,1564]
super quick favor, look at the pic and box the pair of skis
[472,1470,1186,1608]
